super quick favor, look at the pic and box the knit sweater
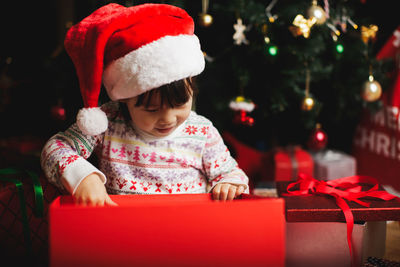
[40,101,249,195]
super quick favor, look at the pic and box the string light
[268,45,278,56]
[336,43,344,53]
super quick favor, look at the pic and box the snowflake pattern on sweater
[40,102,249,195]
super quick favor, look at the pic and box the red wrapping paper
[49,194,285,267]
[270,146,314,181]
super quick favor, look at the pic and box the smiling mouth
[155,127,174,134]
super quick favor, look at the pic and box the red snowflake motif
[59,155,79,175]
[201,126,209,135]
[184,125,198,135]
[214,160,220,169]
[59,164,66,175]
[55,140,66,148]
[65,155,79,165]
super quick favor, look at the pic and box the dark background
[0,0,398,149]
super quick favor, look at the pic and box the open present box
[276,181,400,267]
[49,194,285,267]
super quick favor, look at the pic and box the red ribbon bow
[284,173,399,266]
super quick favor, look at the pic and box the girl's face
[124,90,193,137]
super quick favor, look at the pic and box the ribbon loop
[0,168,44,258]
[283,174,400,267]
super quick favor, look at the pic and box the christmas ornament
[262,24,270,44]
[361,74,382,102]
[233,18,249,45]
[51,100,67,121]
[199,13,213,27]
[229,96,255,126]
[332,9,358,34]
[347,18,358,30]
[301,68,315,111]
[301,96,315,111]
[265,0,278,23]
[323,0,330,19]
[307,123,328,151]
[361,24,378,44]
[199,0,213,27]
[326,22,341,37]
[233,110,255,126]
[307,0,327,25]
[289,14,316,38]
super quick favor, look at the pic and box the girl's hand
[73,173,117,206]
[212,183,245,201]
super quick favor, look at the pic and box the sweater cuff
[61,157,107,195]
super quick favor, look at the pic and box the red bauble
[51,102,66,121]
[307,124,328,150]
[233,110,255,126]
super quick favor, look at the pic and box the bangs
[135,78,197,108]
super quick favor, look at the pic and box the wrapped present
[264,146,314,181]
[49,194,285,267]
[0,168,64,266]
[311,149,356,180]
[277,174,400,267]
[363,257,400,267]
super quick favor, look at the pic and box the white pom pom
[76,107,108,135]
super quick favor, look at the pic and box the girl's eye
[145,108,159,113]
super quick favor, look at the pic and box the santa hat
[64,3,205,135]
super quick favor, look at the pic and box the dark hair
[135,77,197,108]
[119,77,197,121]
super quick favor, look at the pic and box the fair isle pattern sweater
[41,102,249,195]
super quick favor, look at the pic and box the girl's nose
[158,108,176,126]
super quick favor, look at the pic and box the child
[40,3,249,206]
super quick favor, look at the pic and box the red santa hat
[64,3,205,135]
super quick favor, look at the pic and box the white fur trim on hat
[76,107,108,135]
[102,34,205,101]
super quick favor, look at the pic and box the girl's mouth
[155,127,174,134]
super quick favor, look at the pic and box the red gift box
[49,194,285,267]
[265,146,314,181]
[0,169,64,266]
[276,179,400,267]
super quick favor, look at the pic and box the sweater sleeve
[40,123,106,195]
[202,125,249,193]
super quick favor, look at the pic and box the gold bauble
[361,78,382,102]
[199,13,213,27]
[307,3,327,25]
[301,96,315,111]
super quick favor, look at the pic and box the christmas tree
[192,0,396,153]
